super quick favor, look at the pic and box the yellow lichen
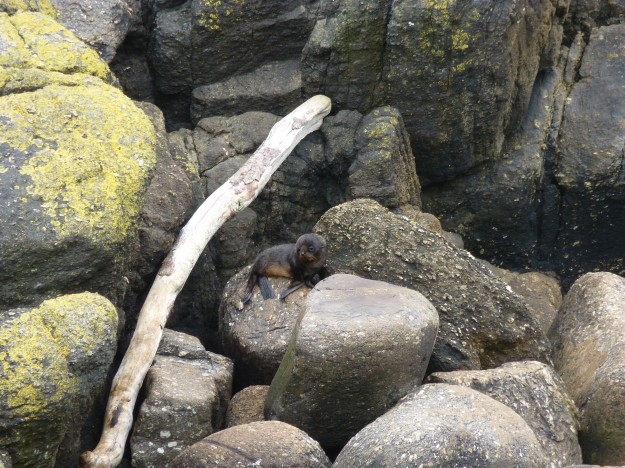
[9,11,110,81]
[198,0,246,30]
[0,292,117,419]
[0,83,156,245]
[0,0,56,17]
[0,12,37,68]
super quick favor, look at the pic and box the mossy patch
[0,83,157,245]
[0,12,37,68]
[9,11,110,81]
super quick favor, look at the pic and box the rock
[265,274,439,451]
[553,24,625,285]
[302,0,556,185]
[549,272,625,465]
[0,450,11,467]
[348,106,421,210]
[0,11,156,309]
[506,271,563,334]
[170,421,331,468]
[0,293,118,467]
[147,0,315,126]
[0,11,113,94]
[131,329,233,468]
[421,59,563,269]
[0,1,55,16]
[427,361,583,467]
[49,0,131,62]
[315,199,550,372]
[190,59,302,123]
[226,385,269,428]
[333,383,546,467]
[219,267,308,387]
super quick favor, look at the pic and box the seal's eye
[308,245,315,252]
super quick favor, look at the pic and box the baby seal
[242,233,327,304]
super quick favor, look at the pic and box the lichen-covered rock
[553,24,625,285]
[315,199,550,372]
[266,274,439,451]
[428,361,582,467]
[0,79,156,308]
[333,383,546,467]
[0,0,55,16]
[49,0,131,62]
[131,329,233,468]
[226,385,269,428]
[0,293,118,468]
[549,272,625,465]
[170,421,331,468]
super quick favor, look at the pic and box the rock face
[315,199,550,372]
[266,274,439,451]
[552,24,625,283]
[0,11,156,309]
[131,329,233,467]
[333,383,546,467]
[0,293,118,468]
[428,361,583,467]
[170,421,331,468]
[302,0,556,184]
[549,272,625,465]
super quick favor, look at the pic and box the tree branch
[80,95,332,467]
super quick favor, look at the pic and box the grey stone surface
[428,361,582,467]
[315,199,550,373]
[131,329,233,467]
[226,385,269,428]
[266,274,439,450]
[170,421,331,468]
[333,383,546,467]
[549,272,625,465]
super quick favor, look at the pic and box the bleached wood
[80,95,332,467]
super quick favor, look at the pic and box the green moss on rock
[0,83,157,245]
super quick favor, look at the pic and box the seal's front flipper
[258,276,275,299]
[279,281,305,300]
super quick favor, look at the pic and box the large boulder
[314,199,550,372]
[552,24,625,284]
[333,383,546,467]
[131,329,233,467]
[170,421,331,468]
[549,272,625,465]
[0,293,118,468]
[0,11,156,309]
[428,361,583,467]
[266,274,439,451]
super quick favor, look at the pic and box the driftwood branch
[80,95,332,468]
